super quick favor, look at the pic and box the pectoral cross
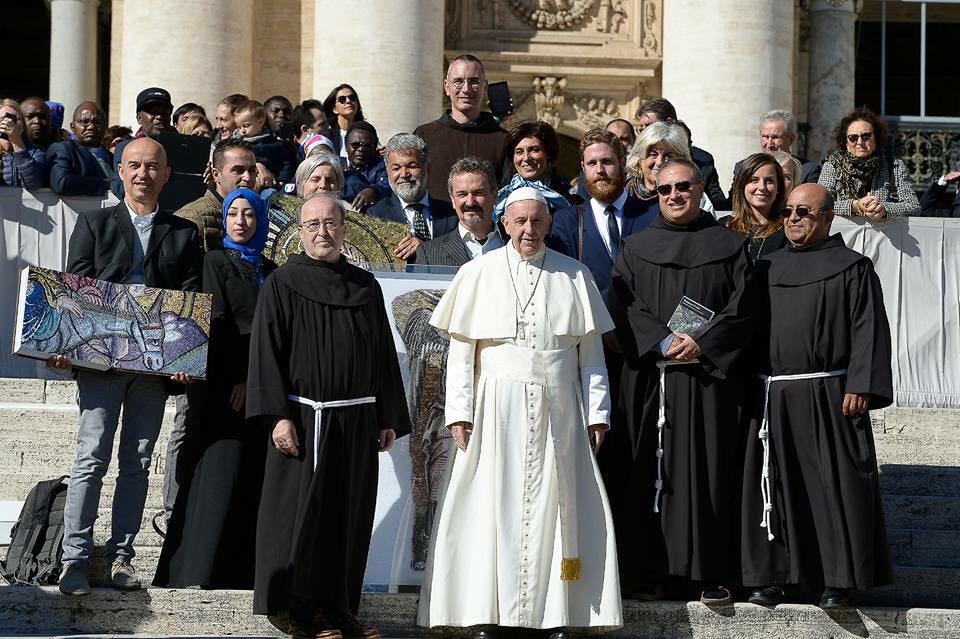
[517,314,528,340]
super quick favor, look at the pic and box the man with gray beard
[368,133,457,263]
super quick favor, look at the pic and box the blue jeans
[61,370,168,568]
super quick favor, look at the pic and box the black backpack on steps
[0,476,69,585]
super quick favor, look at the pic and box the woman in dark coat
[153,187,277,589]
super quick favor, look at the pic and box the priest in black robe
[247,192,411,639]
[607,158,758,605]
[742,183,893,610]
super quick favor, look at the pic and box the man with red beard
[549,129,659,604]
[550,128,659,300]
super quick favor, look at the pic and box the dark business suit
[366,194,458,238]
[67,202,203,291]
[549,193,660,300]
[919,181,960,217]
[46,139,111,196]
[417,228,471,270]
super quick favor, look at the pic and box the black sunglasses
[846,132,873,144]
[655,180,694,196]
[781,206,823,218]
[337,94,358,104]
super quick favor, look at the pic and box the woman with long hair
[723,152,787,261]
[322,83,366,159]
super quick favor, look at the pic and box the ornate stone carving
[533,77,567,129]
[445,0,462,46]
[507,0,596,30]
[571,94,619,130]
[596,0,627,33]
[641,0,659,56]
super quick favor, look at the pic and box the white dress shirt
[589,189,629,256]
[459,223,503,260]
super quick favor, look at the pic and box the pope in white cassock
[417,187,623,638]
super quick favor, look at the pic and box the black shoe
[472,626,498,639]
[546,630,573,639]
[333,612,380,638]
[818,587,850,610]
[700,586,733,606]
[748,585,784,606]
[289,616,342,639]
[626,584,662,601]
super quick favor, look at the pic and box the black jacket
[46,139,111,196]
[67,202,203,291]
[919,181,960,217]
[366,194,458,237]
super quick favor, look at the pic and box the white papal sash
[287,394,377,471]
[756,369,848,541]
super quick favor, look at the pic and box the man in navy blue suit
[550,127,659,300]
[46,102,113,196]
[367,132,456,262]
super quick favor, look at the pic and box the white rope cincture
[653,360,693,514]
[756,369,847,541]
[287,394,377,471]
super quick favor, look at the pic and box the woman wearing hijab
[818,106,920,219]
[493,120,576,220]
[153,188,277,589]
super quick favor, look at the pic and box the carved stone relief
[533,76,567,128]
[571,94,620,130]
[503,0,627,32]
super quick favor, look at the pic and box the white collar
[397,192,430,210]
[589,188,629,218]
[459,222,495,243]
[506,238,546,263]
[125,200,159,224]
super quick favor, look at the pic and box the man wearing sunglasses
[741,183,893,610]
[607,158,758,606]
[414,54,507,204]
[46,101,113,196]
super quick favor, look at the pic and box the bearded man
[367,133,457,263]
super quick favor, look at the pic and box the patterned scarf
[826,150,882,200]
[494,172,570,220]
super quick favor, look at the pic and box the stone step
[0,588,959,638]
[879,464,960,497]
[889,529,960,569]
[883,494,960,531]
[864,565,960,609]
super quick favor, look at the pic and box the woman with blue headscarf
[154,187,276,589]
[493,120,578,221]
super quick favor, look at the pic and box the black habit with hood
[741,234,893,590]
[246,253,411,617]
[607,211,758,590]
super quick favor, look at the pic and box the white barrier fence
[0,188,956,407]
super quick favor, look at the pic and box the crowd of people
[10,52,914,639]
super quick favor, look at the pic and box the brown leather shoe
[333,612,380,639]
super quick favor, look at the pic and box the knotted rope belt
[756,369,848,540]
[287,394,377,471]
[653,360,696,513]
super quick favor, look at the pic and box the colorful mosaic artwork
[14,266,212,377]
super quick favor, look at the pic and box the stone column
[116,0,254,128]
[807,0,858,164]
[48,0,100,117]
[312,0,444,140]
[661,0,795,191]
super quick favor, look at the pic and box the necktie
[409,203,431,241]
[606,205,621,256]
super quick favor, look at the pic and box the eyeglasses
[336,94,358,104]
[846,132,873,144]
[446,77,483,90]
[349,141,375,150]
[781,206,824,218]
[299,219,342,232]
[655,180,694,196]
